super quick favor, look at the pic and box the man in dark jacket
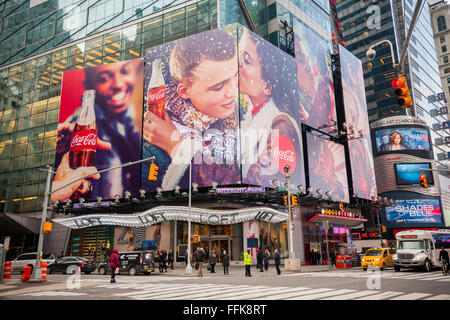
[274,249,281,275]
[168,249,174,270]
[221,249,230,275]
[257,249,264,272]
[195,247,206,277]
[110,249,119,283]
[330,250,336,268]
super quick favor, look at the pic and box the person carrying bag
[110,249,119,283]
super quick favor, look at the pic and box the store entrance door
[201,236,230,263]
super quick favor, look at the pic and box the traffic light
[419,173,428,188]
[148,163,159,181]
[392,76,413,108]
[283,196,288,206]
[291,195,298,206]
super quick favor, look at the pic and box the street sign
[442,121,450,129]
[446,136,450,144]
[439,106,448,115]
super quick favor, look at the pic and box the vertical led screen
[239,25,305,190]
[339,45,377,200]
[51,59,144,202]
[141,26,241,192]
[293,20,336,129]
[306,133,349,203]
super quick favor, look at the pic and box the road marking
[23,290,87,296]
[321,290,383,300]
[151,285,244,300]
[390,292,432,300]
[189,286,270,300]
[126,284,232,300]
[242,287,311,300]
[355,291,405,300]
[424,294,450,300]
[287,289,355,300]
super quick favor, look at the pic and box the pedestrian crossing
[285,270,450,282]
[92,282,450,300]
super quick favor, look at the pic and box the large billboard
[374,127,431,154]
[306,133,349,203]
[339,44,377,200]
[51,59,144,203]
[239,26,305,190]
[385,199,443,226]
[294,21,336,129]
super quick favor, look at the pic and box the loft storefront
[54,206,290,264]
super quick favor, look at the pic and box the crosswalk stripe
[242,287,311,300]
[150,285,252,300]
[355,291,405,300]
[321,290,384,300]
[188,286,270,300]
[424,294,450,300]
[287,289,355,300]
[416,274,447,280]
[390,292,432,300]
[133,285,237,300]
[266,288,333,300]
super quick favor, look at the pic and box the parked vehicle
[47,256,96,274]
[98,251,155,276]
[393,229,450,272]
[361,248,396,271]
[11,252,56,274]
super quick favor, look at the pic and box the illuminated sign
[385,199,443,226]
[216,187,265,194]
[320,208,356,218]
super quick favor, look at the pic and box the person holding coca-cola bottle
[52,59,143,202]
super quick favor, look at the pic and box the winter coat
[209,253,217,265]
[244,252,252,266]
[274,251,281,265]
[110,249,119,269]
[257,250,263,264]
[221,253,230,266]
[195,249,205,263]
[263,253,270,264]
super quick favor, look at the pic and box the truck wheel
[394,266,401,272]
[380,263,386,271]
[98,267,106,275]
[129,266,137,276]
[423,259,431,272]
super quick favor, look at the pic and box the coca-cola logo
[148,86,165,102]
[69,130,97,151]
[272,135,296,174]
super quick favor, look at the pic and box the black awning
[308,214,367,228]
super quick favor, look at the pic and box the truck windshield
[398,241,425,250]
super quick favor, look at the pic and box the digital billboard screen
[374,127,431,154]
[238,26,305,190]
[394,163,433,186]
[339,44,377,200]
[306,133,349,203]
[385,199,443,226]
[293,21,336,130]
[52,59,144,202]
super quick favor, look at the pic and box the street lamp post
[284,167,294,260]
[33,156,156,280]
[185,139,194,274]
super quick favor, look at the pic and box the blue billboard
[375,127,431,153]
[385,199,443,226]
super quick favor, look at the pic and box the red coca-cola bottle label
[148,86,165,103]
[69,129,97,152]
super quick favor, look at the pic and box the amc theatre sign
[53,206,289,229]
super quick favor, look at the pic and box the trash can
[345,255,352,269]
[0,245,5,281]
[336,255,343,269]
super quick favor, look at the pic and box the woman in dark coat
[257,249,264,272]
[221,249,230,275]
[209,251,217,273]
[160,250,168,272]
[263,249,270,271]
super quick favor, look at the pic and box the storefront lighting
[325,191,332,200]
[96,196,102,203]
[306,187,313,196]
[156,187,163,198]
[192,183,198,193]
[79,197,85,204]
[297,185,304,194]
[139,189,146,200]
[174,185,181,195]
[271,179,279,191]
[53,200,59,208]
[112,194,120,206]
[64,199,72,209]
[124,191,132,201]
[210,181,218,193]
[316,189,322,199]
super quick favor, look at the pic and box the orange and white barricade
[3,261,11,279]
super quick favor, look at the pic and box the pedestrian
[257,248,264,272]
[110,248,119,283]
[274,248,281,275]
[195,247,205,277]
[263,249,270,271]
[322,250,327,265]
[184,250,189,267]
[221,249,230,275]
[330,250,336,268]
[244,249,252,277]
[168,249,174,270]
[160,249,168,272]
[209,250,217,273]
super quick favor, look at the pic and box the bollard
[40,262,47,281]
[21,266,31,282]
[3,261,11,279]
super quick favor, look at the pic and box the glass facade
[0,0,218,214]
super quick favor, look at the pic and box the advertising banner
[306,133,349,203]
[52,59,144,202]
[374,127,431,153]
[438,174,450,227]
[141,26,241,192]
[385,199,443,226]
[239,25,305,190]
[293,21,336,130]
[339,44,377,200]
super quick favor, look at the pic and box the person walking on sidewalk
[330,250,336,268]
[209,250,217,273]
[195,247,206,277]
[221,249,230,275]
[168,249,174,270]
[244,249,252,277]
[257,248,264,272]
[263,249,270,271]
[110,249,119,283]
[274,249,281,275]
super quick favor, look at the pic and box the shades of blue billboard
[385,199,443,226]
[375,127,431,153]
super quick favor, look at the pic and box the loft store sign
[52,206,289,229]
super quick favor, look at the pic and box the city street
[1,266,449,301]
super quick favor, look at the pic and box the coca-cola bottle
[69,89,97,200]
[147,59,166,119]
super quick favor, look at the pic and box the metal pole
[286,174,295,259]
[185,139,193,274]
[376,205,383,248]
[33,165,53,279]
